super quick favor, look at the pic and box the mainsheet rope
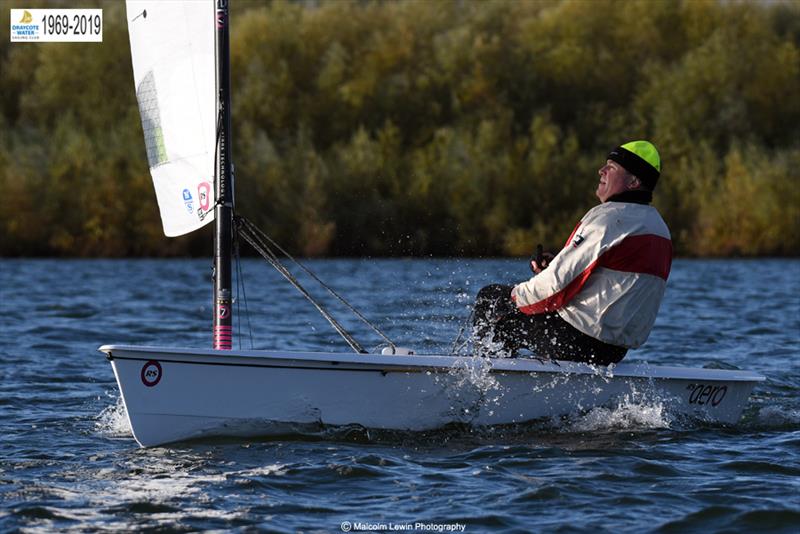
[234,215,397,354]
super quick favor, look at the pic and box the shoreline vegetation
[1,0,798,258]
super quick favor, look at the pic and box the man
[472,140,672,365]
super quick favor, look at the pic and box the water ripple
[1,258,798,531]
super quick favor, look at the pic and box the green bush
[1,0,797,257]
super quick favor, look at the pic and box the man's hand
[530,244,554,274]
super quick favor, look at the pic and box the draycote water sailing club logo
[10,9,103,42]
[10,10,40,41]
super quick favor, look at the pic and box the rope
[233,231,254,350]
[235,215,396,349]
[450,309,474,355]
[235,215,374,354]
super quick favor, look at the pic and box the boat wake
[95,395,132,438]
[752,405,800,429]
[563,395,672,432]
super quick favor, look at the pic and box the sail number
[686,383,727,407]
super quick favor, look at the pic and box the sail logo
[20,10,33,23]
[197,181,212,219]
[182,188,193,213]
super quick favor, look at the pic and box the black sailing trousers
[472,284,627,366]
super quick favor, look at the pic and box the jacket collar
[606,189,652,205]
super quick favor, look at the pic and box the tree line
[1,0,798,257]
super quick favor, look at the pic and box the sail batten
[126,0,217,237]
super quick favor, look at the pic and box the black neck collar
[606,190,652,205]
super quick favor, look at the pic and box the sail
[126,0,216,237]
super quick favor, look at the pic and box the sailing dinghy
[101,0,764,447]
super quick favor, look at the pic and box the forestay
[126,0,216,237]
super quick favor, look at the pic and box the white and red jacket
[511,201,672,348]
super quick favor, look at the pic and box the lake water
[1,258,799,532]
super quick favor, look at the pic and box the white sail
[126,0,216,237]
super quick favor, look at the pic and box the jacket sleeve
[511,210,606,315]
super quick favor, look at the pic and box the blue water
[1,258,799,532]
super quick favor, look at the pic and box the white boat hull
[100,345,765,447]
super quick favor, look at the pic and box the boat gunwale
[98,344,766,383]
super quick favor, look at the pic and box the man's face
[596,159,632,202]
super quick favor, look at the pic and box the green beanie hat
[607,140,661,190]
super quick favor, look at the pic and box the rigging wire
[236,216,396,349]
[246,216,394,347]
[210,109,223,217]
[233,230,254,350]
[234,251,239,349]
[235,215,373,354]
[450,309,475,355]
[239,249,254,349]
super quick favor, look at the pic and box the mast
[213,0,233,350]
